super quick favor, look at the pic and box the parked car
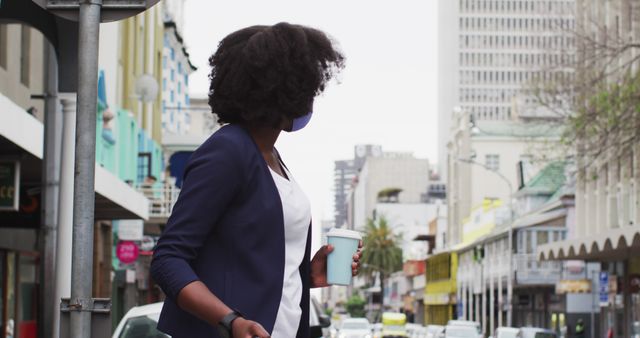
[444,324,483,338]
[491,327,519,338]
[338,317,372,338]
[113,298,331,338]
[425,324,445,338]
[446,320,481,332]
[517,328,557,338]
[406,323,422,337]
[112,302,168,338]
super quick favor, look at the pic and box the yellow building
[424,252,458,325]
[118,7,164,144]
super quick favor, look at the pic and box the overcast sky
[183,0,439,246]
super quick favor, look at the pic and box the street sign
[116,241,139,265]
[0,161,19,211]
[599,271,609,306]
[118,220,143,241]
[32,0,160,23]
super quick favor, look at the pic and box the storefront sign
[423,293,451,305]
[555,279,592,294]
[599,272,609,306]
[0,161,19,211]
[116,241,139,264]
[118,220,144,241]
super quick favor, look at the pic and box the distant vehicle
[372,322,383,338]
[444,324,483,338]
[517,328,557,338]
[112,302,168,338]
[338,317,372,338]
[425,325,445,338]
[381,312,408,337]
[491,327,519,338]
[447,320,481,331]
[406,323,422,337]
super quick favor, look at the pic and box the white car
[444,324,483,338]
[338,317,373,338]
[425,324,445,338]
[112,302,169,338]
[491,327,519,338]
[113,299,330,338]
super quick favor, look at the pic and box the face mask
[289,112,313,132]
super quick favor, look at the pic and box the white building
[446,107,561,248]
[437,0,575,179]
[350,153,430,231]
[161,9,197,136]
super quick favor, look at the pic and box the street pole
[70,1,101,337]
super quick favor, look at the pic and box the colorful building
[424,251,458,325]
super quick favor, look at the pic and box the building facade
[334,144,382,228]
[538,1,640,337]
[437,0,575,177]
[350,153,430,231]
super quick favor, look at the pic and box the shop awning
[0,93,149,220]
[538,225,640,261]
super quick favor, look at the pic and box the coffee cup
[326,228,362,285]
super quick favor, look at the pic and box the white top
[269,166,311,337]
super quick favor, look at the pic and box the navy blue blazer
[150,124,312,338]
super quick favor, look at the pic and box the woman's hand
[232,317,270,338]
[310,240,363,288]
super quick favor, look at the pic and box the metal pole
[507,190,513,327]
[70,1,101,337]
[591,270,595,338]
[40,41,61,338]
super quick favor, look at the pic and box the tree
[360,215,403,309]
[528,4,640,167]
[345,294,366,318]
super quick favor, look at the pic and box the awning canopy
[538,225,640,261]
[0,93,149,220]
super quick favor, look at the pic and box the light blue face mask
[289,112,313,132]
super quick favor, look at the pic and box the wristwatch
[217,310,243,338]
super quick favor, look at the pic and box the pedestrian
[150,22,356,338]
[574,318,585,338]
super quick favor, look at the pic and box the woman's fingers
[247,321,270,338]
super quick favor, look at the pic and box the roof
[164,21,198,72]
[473,121,563,138]
[517,161,566,196]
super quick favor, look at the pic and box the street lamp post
[457,157,514,327]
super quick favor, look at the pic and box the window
[485,154,500,171]
[20,25,31,86]
[170,69,175,81]
[170,48,175,61]
[162,56,167,69]
[162,78,166,91]
[184,74,189,86]
[178,62,182,74]
[137,152,152,184]
[170,90,174,103]
[177,82,181,94]
[0,25,7,69]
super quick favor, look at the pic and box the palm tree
[361,215,403,309]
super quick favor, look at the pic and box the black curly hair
[208,22,345,128]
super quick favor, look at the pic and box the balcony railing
[137,184,180,220]
[514,253,562,285]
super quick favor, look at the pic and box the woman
[150,22,360,338]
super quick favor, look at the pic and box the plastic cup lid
[326,228,362,240]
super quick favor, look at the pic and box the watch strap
[219,310,243,335]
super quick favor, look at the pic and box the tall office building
[438,0,575,179]
[333,145,382,228]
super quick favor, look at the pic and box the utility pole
[31,1,160,337]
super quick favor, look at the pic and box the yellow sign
[555,279,592,294]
